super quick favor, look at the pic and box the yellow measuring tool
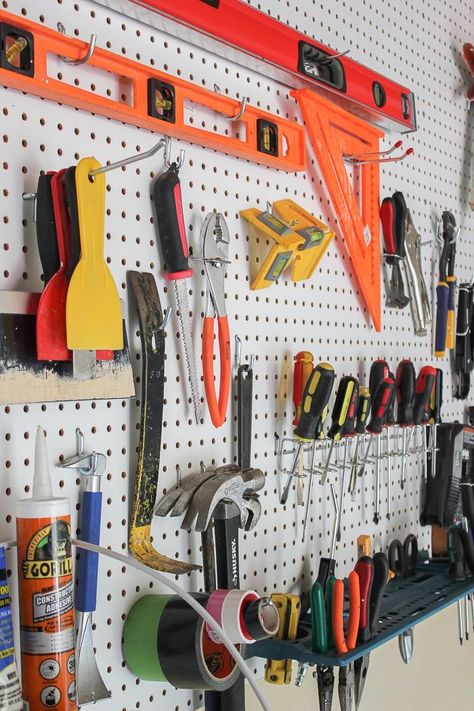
[66,158,123,350]
[240,200,334,289]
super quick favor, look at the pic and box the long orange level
[0,10,306,172]
[292,89,383,331]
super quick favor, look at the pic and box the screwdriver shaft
[400,428,413,489]
[465,596,470,642]
[458,599,464,645]
[374,435,381,524]
[348,437,360,501]
[336,439,349,542]
[386,427,392,520]
[281,440,304,504]
[321,439,336,486]
[357,434,374,478]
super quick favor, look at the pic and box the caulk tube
[0,546,22,710]
[16,427,76,711]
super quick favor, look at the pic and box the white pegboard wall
[0,0,473,709]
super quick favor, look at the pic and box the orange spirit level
[0,10,306,173]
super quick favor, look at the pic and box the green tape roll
[123,594,171,680]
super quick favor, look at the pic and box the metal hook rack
[57,22,97,66]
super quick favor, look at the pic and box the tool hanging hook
[344,141,414,165]
[57,22,97,66]
[213,84,249,121]
[164,136,186,170]
[88,137,168,178]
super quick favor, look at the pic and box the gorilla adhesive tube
[0,546,22,710]
[16,428,76,711]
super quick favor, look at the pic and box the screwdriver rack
[0,0,472,709]
[251,560,474,666]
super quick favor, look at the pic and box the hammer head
[181,468,265,532]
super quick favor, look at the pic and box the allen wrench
[57,22,97,66]
[213,84,249,121]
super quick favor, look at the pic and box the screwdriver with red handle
[396,359,416,489]
[413,366,437,482]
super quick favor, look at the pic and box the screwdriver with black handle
[413,365,437,482]
[396,359,416,489]
[359,378,395,524]
[348,387,371,501]
[385,371,396,520]
[427,368,443,480]
[302,405,328,542]
[336,380,359,541]
[357,360,389,487]
[280,363,335,505]
[320,375,358,486]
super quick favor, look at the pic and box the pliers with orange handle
[201,212,231,427]
[332,570,361,655]
[332,570,361,711]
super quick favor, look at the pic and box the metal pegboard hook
[318,48,350,66]
[164,136,186,170]
[213,84,249,121]
[89,137,168,178]
[57,22,97,66]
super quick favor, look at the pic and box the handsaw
[128,270,200,575]
[36,169,71,361]
[66,157,123,350]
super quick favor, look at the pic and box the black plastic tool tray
[251,562,474,667]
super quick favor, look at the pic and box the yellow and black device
[264,593,301,684]
[240,200,334,290]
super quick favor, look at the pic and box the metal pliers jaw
[200,212,232,427]
[201,211,230,318]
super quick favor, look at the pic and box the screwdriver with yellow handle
[348,387,371,501]
[280,363,335,505]
[302,404,329,541]
[320,375,358,485]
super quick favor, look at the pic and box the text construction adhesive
[0,546,22,710]
[16,428,76,711]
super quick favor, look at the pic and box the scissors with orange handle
[201,212,231,428]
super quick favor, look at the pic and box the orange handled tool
[332,570,361,654]
[201,212,231,428]
[292,351,314,425]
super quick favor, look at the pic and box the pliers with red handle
[201,212,231,427]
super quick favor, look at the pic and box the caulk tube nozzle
[32,426,52,500]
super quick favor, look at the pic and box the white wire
[2,537,270,711]
[71,539,270,711]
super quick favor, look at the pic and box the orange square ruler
[293,89,384,331]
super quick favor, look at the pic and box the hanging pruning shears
[201,212,231,427]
